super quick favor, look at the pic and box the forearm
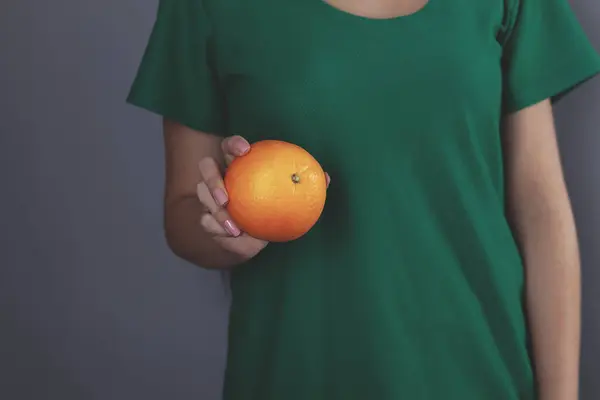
[164,196,247,269]
[511,203,581,399]
[502,101,582,399]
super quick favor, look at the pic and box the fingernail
[224,220,241,237]
[236,141,250,154]
[213,188,228,206]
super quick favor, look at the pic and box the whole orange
[224,140,327,242]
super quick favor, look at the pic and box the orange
[224,140,327,242]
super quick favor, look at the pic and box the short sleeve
[501,0,600,113]
[126,0,225,133]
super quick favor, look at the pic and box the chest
[208,0,509,141]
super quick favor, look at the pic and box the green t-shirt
[128,0,600,398]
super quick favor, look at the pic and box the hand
[197,135,331,261]
[197,135,268,260]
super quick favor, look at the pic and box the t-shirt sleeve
[126,0,225,133]
[501,0,600,114]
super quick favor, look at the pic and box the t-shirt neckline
[317,0,433,23]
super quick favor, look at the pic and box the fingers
[224,154,235,166]
[198,136,329,244]
[198,189,268,258]
[212,211,241,237]
[199,157,229,207]
[221,135,250,159]
[198,195,268,258]
[200,213,229,236]
[196,180,218,213]
[216,234,268,259]
[198,135,250,207]
[199,208,241,237]
[197,180,241,237]
[197,182,241,237]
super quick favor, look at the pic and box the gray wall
[0,0,598,399]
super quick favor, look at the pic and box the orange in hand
[224,140,327,242]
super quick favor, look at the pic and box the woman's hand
[197,135,268,261]
[197,135,331,262]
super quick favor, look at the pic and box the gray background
[1,0,598,399]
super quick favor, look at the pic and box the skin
[324,0,429,18]
[162,118,328,269]
[504,99,581,400]
[161,2,579,398]
[162,119,266,269]
[163,98,580,398]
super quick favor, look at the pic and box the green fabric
[128,0,600,398]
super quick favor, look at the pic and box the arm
[162,119,249,269]
[503,99,581,400]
